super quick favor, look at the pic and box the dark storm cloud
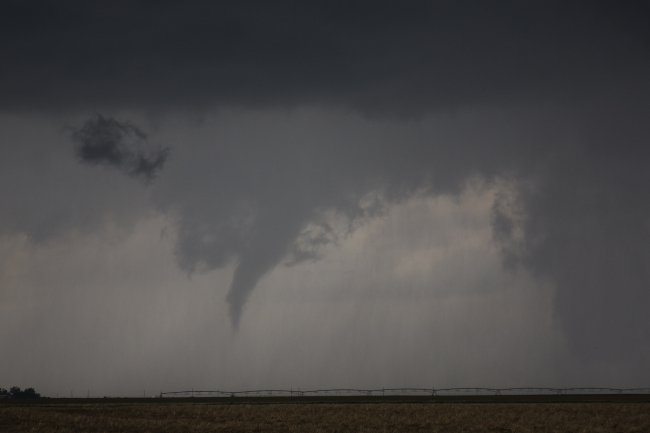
[3,0,650,364]
[0,1,648,114]
[71,115,169,181]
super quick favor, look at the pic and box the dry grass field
[1,401,649,432]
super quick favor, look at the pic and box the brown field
[1,399,649,432]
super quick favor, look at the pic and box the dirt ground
[1,400,650,432]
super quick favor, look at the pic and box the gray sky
[1,1,649,397]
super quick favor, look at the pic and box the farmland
[1,397,649,432]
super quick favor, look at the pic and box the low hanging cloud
[71,115,170,182]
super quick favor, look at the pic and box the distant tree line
[0,387,42,399]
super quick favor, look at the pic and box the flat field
[1,399,649,432]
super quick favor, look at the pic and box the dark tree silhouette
[0,387,42,399]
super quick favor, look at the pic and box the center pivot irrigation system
[159,387,650,398]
